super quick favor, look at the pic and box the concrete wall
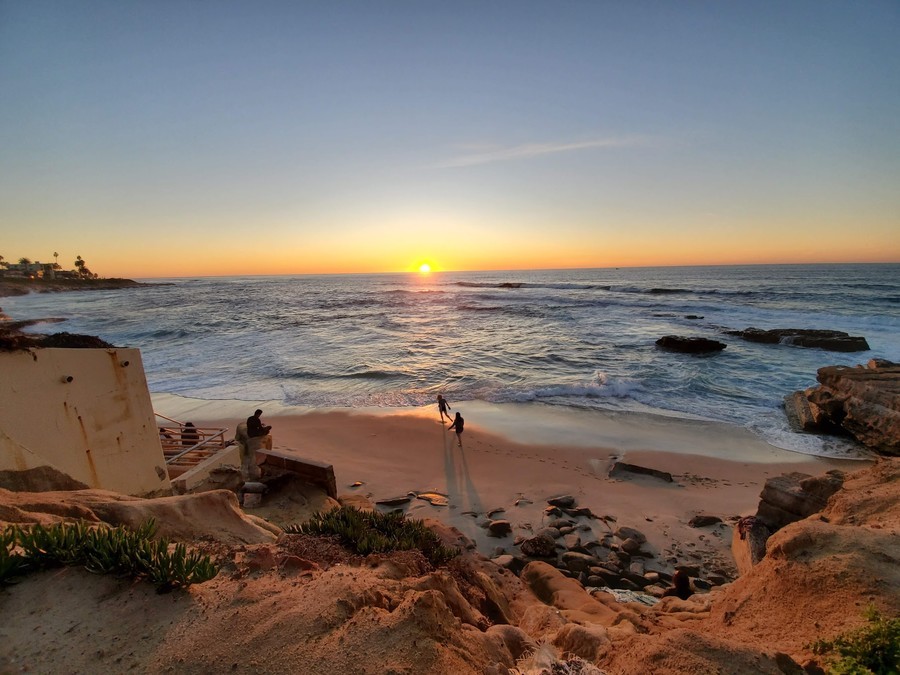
[0,347,171,496]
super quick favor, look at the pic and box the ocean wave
[454,281,611,291]
[494,377,644,404]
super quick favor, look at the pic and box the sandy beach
[152,394,862,565]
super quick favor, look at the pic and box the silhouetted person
[247,409,272,438]
[662,569,692,600]
[181,422,199,447]
[448,411,464,447]
[437,394,452,422]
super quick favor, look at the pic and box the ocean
[5,264,898,459]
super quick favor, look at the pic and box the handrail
[164,428,227,464]
[157,423,229,467]
[155,411,183,426]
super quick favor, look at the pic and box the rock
[484,624,533,662]
[563,533,582,550]
[620,538,642,554]
[547,518,574,529]
[784,360,900,455]
[756,471,844,531]
[609,461,674,483]
[563,506,597,519]
[487,520,512,537]
[689,514,723,528]
[729,327,869,352]
[614,526,647,544]
[547,495,576,508]
[490,554,514,569]
[674,564,701,577]
[375,495,412,506]
[560,551,598,573]
[552,623,610,661]
[655,335,726,354]
[519,533,557,558]
[537,527,562,540]
[732,516,769,576]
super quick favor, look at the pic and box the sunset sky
[1,2,898,278]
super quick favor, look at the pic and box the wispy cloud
[436,136,650,168]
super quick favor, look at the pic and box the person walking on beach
[448,411,464,447]
[247,409,272,438]
[437,394,452,422]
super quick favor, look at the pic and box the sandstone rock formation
[727,327,869,352]
[754,470,844,531]
[2,461,898,674]
[784,359,900,455]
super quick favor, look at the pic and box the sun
[418,263,431,274]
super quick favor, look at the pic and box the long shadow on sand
[443,429,483,517]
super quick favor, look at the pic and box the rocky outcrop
[784,359,900,455]
[3,461,898,674]
[731,516,769,576]
[727,327,869,352]
[655,336,726,354]
[755,470,845,531]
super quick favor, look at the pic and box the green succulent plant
[0,519,217,590]
[811,607,900,674]
[285,506,458,566]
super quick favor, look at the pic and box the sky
[1,1,899,278]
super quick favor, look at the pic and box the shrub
[0,519,217,591]
[811,607,900,674]
[285,506,458,566]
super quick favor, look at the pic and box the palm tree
[0,253,6,268]
[53,251,59,268]
[19,257,31,265]
[74,255,84,273]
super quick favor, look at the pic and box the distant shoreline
[0,277,160,298]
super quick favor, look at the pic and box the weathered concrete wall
[0,348,171,496]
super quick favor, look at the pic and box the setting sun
[418,263,431,274]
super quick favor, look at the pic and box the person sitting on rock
[247,409,272,438]
[662,569,693,600]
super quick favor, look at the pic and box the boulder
[655,335,726,354]
[784,360,900,455]
[519,533,558,558]
[560,551,598,573]
[547,495,576,508]
[729,327,869,352]
[755,471,844,531]
[487,520,513,537]
[614,526,647,544]
[620,538,643,555]
[688,514,723,528]
[609,462,674,483]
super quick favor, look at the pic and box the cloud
[436,136,650,168]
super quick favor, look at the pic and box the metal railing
[156,412,229,472]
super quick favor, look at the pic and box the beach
[153,394,861,565]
